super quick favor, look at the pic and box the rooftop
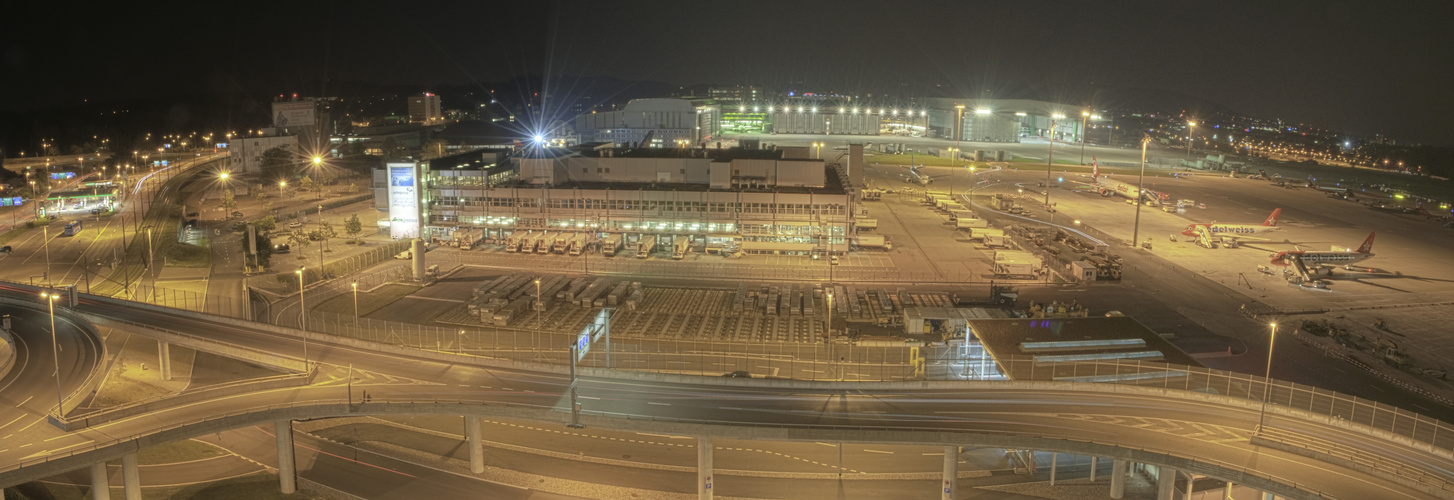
[968,317,1203,381]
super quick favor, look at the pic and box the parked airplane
[1181,209,1282,238]
[906,165,950,186]
[1087,158,1169,204]
[1268,232,1376,269]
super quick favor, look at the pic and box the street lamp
[947,148,959,196]
[295,268,309,369]
[40,292,65,418]
[311,156,324,200]
[1185,121,1198,165]
[534,279,542,354]
[1045,113,1064,210]
[1131,134,1152,247]
[968,165,977,207]
[1079,111,1091,165]
[954,105,966,176]
[351,282,359,323]
[1256,322,1278,435]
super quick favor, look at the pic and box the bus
[63,221,83,236]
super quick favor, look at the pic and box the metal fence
[301,309,916,381]
[429,251,985,285]
[988,357,1454,452]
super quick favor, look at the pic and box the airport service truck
[602,233,623,256]
[992,250,1041,278]
[949,210,975,222]
[973,228,1008,247]
[535,231,555,254]
[504,230,525,252]
[671,235,691,259]
[636,235,657,258]
[568,234,587,256]
[551,232,573,254]
[857,218,878,231]
[853,234,893,251]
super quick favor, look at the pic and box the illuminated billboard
[272,101,316,129]
[387,162,420,239]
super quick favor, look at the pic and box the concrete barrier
[54,372,313,431]
[0,320,15,383]
[82,314,307,374]
[0,295,109,418]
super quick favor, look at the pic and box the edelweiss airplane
[1269,232,1376,269]
[1182,209,1282,238]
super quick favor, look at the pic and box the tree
[252,183,269,202]
[346,182,359,194]
[263,200,275,213]
[344,214,363,242]
[313,221,338,253]
[287,228,312,255]
[260,147,295,180]
[241,232,273,268]
[421,139,448,160]
[253,215,277,233]
[221,189,237,213]
[298,175,316,194]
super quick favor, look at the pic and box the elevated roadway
[0,284,1451,499]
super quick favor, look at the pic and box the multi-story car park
[378,144,867,257]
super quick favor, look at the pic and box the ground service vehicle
[671,236,690,259]
[636,235,656,258]
[602,233,623,256]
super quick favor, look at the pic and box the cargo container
[853,234,893,250]
[956,217,988,229]
[857,218,878,231]
[535,231,554,254]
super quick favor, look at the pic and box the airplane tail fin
[1263,208,1282,226]
[1091,157,1099,179]
[1355,232,1376,254]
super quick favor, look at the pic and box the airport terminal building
[377,145,866,256]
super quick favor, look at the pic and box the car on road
[186,212,200,217]
[273,243,291,254]
[722,371,753,378]
[231,211,244,218]
[90,208,101,215]
[0,246,11,253]
[288,222,303,229]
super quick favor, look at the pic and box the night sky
[2,1,1450,145]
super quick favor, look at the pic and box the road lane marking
[815,442,837,447]
[647,402,670,406]
[863,449,892,454]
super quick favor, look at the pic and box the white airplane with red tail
[1269,232,1376,269]
[1088,158,1170,204]
[1182,209,1282,238]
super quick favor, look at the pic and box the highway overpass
[0,283,1451,500]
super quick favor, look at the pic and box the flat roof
[576,147,787,161]
[969,317,1203,381]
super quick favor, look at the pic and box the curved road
[0,288,1450,499]
[0,305,103,447]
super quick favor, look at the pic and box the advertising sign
[387,163,419,239]
[273,101,316,129]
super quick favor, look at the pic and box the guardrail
[0,293,109,418]
[0,396,1350,500]
[54,371,313,431]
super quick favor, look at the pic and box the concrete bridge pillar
[157,341,171,381]
[1090,456,1098,482]
[698,437,713,500]
[1110,459,1128,499]
[120,454,140,500]
[1157,467,1178,500]
[1262,493,1275,500]
[941,446,957,499]
[1049,452,1058,485]
[89,461,110,500]
[1223,482,1233,499]
[467,416,484,473]
[276,420,296,494]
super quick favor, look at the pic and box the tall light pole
[534,279,542,355]
[41,292,64,418]
[1185,121,1197,166]
[295,268,309,369]
[954,105,965,175]
[1044,113,1064,210]
[317,205,325,268]
[351,282,359,323]
[1131,135,1151,247]
[1078,110,1091,165]
[312,156,323,200]
[968,166,977,207]
[947,148,959,196]
[1256,322,1278,435]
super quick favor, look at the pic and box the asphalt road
[0,289,1447,499]
[0,306,103,446]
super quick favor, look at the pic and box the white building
[574,98,697,147]
[228,134,298,175]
